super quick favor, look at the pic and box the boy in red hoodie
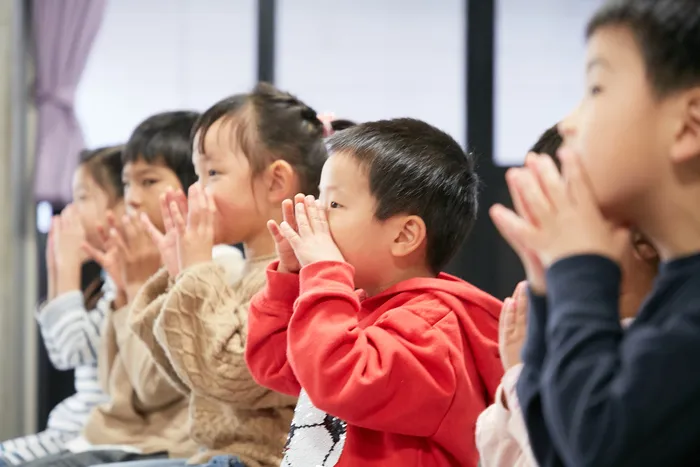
[246,118,503,467]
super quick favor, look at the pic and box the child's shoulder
[379,275,501,329]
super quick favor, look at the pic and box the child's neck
[639,184,700,261]
[243,227,277,261]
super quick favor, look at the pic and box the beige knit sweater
[129,254,297,467]
[82,303,196,458]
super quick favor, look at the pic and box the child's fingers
[105,211,120,238]
[121,214,137,244]
[294,193,306,205]
[61,204,76,223]
[304,195,323,232]
[502,297,516,338]
[110,228,129,256]
[51,215,61,233]
[506,167,539,227]
[203,187,216,230]
[499,297,513,344]
[295,201,313,236]
[95,224,110,245]
[515,280,528,303]
[513,169,552,226]
[160,193,174,233]
[187,184,202,228]
[282,199,297,231]
[267,220,287,245]
[170,200,187,235]
[141,212,164,244]
[513,281,529,329]
[314,199,330,233]
[559,148,596,208]
[81,242,105,266]
[529,154,566,211]
[279,221,302,250]
[174,190,189,219]
[489,204,538,259]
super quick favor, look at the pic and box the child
[22,111,203,467]
[489,0,700,465]
[0,146,123,466]
[121,83,329,467]
[246,118,504,467]
[476,127,659,467]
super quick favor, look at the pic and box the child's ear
[390,215,427,258]
[265,160,296,204]
[670,88,700,164]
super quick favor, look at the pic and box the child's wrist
[55,270,82,296]
[277,263,298,274]
[113,289,128,309]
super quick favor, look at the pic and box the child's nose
[558,104,581,138]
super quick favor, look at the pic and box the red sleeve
[245,261,301,397]
[288,261,458,437]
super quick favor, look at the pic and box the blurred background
[0,0,601,444]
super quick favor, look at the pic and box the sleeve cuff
[546,254,620,325]
[37,291,84,330]
[501,364,524,411]
[299,261,355,295]
[264,261,301,303]
[521,289,548,365]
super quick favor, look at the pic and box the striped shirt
[0,278,113,465]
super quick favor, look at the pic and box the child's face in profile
[558,25,670,224]
[318,153,403,294]
[122,158,183,233]
[72,165,112,247]
[196,121,271,246]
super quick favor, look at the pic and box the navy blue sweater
[517,254,700,467]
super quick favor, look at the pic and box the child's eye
[208,170,218,177]
[589,85,603,96]
[329,201,340,209]
[142,179,158,187]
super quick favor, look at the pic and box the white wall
[494,0,604,166]
[76,0,257,148]
[277,0,466,148]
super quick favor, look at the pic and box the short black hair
[529,124,562,158]
[326,118,479,273]
[79,145,125,200]
[587,0,700,96]
[123,111,200,191]
[330,119,357,132]
[193,82,328,196]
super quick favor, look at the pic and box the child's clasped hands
[267,193,345,273]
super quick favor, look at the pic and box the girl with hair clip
[0,146,125,466]
[103,84,350,467]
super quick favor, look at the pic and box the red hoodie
[246,260,503,467]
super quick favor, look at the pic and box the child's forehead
[323,152,366,180]
[586,24,644,71]
[123,157,175,176]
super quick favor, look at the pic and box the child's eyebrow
[319,184,341,193]
[125,167,159,178]
[587,57,612,72]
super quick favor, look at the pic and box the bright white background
[276,0,466,147]
[77,0,466,150]
[76,0,257,148]
[494,0,604,166]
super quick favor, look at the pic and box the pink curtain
[32,0,107,203]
